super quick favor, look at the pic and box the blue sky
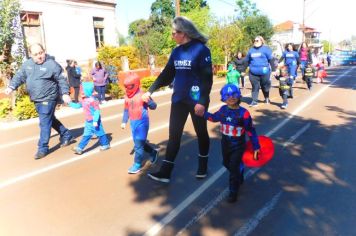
[116,0,356,42]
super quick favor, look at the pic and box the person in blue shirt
[142,16,213,183]
[245,36,276,107]
[202,84,260,202]
[279,43,299,98]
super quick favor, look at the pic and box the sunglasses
[254,39,260,42]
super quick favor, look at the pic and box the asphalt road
[0,66,355,236]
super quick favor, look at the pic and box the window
[20,12,45,56]
[93,17,104,48]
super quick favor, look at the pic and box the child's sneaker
[150,149,159,164]
[72,146,83,155]
[128,163,142,174]
[100,144,110,151]
[281,103,288,109]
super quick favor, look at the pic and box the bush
[0,98,11,118]
[97,45,141,72]
[13,95,38,120]
[216,70,227,77]
[140,76,157,92]
[107,82,125,99]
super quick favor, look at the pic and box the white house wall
[20,0,117,65]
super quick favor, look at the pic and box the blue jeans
[94,85,106,102]
[133,139,155,164]
[78,135,109,150]
[300,60,308,77]
[78,120,109,150]
[35,101,71,154]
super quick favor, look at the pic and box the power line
[214,0,236,8]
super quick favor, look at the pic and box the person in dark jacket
[66,59,81,103]
[233,51,248,88]
[5,43,73,159]
[245,36,276,107]
[142,16,213,183]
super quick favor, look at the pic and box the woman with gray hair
[142,16,213,183]
[245,36,276,107]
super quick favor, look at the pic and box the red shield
[242,136,274,168]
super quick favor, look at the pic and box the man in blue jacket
[5,43,73,159]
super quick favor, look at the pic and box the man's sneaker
[60,135,73,147]
[249,101,258,107]
[264,98,270,104]
[281,103,288,109]
[128,163,142,174]
[150,149,159,164]
[227,191,238,203]
[100,144,110,151]
[196,155,208,179]
[34,151,47,160]
[72,146,83,155]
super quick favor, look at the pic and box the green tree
[151,0,175,18]
[181,0,208,13]
[322,40,334,53]
[235,0,259,19]
[0,0,22,88]
[208,19,243,66]
[240,15,274,45]
[182,7,211,35]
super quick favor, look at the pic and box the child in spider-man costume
[121,75,158,174]
[70,80,110,154]
[201,84,260,203]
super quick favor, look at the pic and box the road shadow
[123,66,356,235]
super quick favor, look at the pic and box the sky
[116,0,356,42]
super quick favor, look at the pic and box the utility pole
[175,0,180,17]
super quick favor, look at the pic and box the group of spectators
[65,60,109,104]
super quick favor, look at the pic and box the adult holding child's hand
[145,16,213,183]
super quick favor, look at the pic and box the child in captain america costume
[121,75,158,174]
[202,84,260,203]
[69,80,110,154]
[275,66,293,109]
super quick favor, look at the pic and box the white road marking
[283,123,311,148]
[0,123,166,189]
[143,167,226,236]
[176,169,257,235]
[233,191,283,236]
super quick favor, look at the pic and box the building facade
[271,20,322,57]
[20,0,118,65]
